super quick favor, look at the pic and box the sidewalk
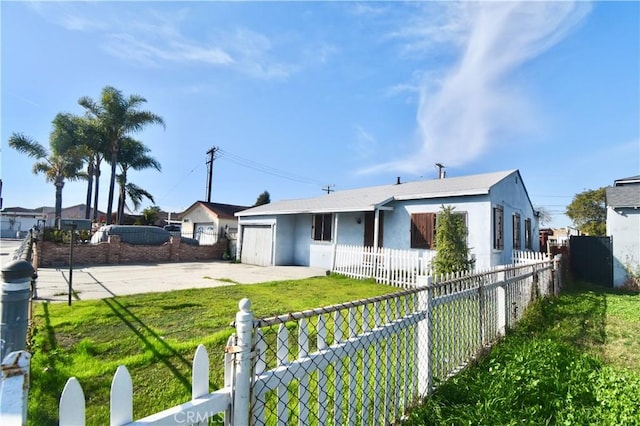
[33,261,327,302]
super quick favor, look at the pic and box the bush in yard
[432,205,474,275]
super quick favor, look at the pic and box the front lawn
[403,281,640,425]
[28,274,395,425]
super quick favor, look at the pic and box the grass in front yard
[28,274,394,425]
[403,280,640,425]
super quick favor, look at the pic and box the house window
[411,213,436,249]
[312,213,332,241]
[525,218,532,250]
[411,211,467,249]
[513,213,521,250]
[493,205,504,250]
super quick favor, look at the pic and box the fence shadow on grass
[523,279,639,354]
[100,296,192,391]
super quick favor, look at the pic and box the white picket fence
[513,249,549,264]
[333,244,436,287]
[51,255,561,425]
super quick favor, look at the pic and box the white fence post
[553,254,563,296]
[497,269,507,337]
[0,351,30,426]
[59,377,85,426]
[415,276,432,396]
[110,365,133,426]
[233,298,253,426]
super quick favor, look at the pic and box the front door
[364,211,384,247]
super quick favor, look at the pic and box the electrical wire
[217,148,327,187]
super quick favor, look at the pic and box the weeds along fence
[332,244,436,288]
[51,256,561,425]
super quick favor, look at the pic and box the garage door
[195,223,217,245]
[241,226,273,266]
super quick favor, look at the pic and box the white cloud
[26,3,297,80]
[363,1,591,175]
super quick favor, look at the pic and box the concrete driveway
[1,238,327,302]
[32,261,328,302]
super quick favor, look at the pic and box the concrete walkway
[33,261,328,302]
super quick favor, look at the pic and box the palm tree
[118,181,156,221]
[8,126,85,227]
[54,113,104,220]
[78,86,165,224]
[115,137,161,224]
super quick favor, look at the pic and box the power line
[217,148,327,188]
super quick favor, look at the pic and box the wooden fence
[47,256,561,425]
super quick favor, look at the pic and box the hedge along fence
[35,235,229,267]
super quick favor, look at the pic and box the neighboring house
[57,204,105,224]
[539,227,580,251]
[181,201,249,246]
[0,207,48,238]
[236,169,540,269]
[606,175,640,287]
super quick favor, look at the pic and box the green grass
[403,280,640,425]
[28,274,395,425]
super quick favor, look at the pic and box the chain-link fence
[246,259,558,425]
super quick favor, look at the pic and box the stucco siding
[293,214,312,265]
[488,172,539,266]
[385,195,492,269]
[274,215,296,265]
[607,207,640,287]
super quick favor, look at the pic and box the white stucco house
[235,169,540,269]
[180,201,249,245]
[606,175,640,287]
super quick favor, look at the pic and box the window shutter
[411,213,435,249]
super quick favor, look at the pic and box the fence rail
[7,253,561,425]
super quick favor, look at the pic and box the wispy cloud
[362,1,591,175]
[350,125,378,160]
[26,3,298,80]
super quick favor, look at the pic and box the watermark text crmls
[173,411,219,424]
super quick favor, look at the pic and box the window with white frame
[312,213,332,241]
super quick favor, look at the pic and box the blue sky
[1,1,638,228]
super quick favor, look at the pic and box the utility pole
[322,184,335,194]
[206,147,219,202]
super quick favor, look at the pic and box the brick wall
[36,235,229,267]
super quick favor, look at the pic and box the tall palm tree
[78,86,165,224]
[8,127,85,227]
[54,113,104,220]
[115,137,161,224]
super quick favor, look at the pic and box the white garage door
[195,223,217,245]
[241,226,273,266]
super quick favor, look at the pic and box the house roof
[614,175,640,186]
[182,201,250,219]
[606,185,640,208]
[237,169,520,217]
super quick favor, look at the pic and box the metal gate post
[1,260,34,361]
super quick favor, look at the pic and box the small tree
[141,205,161,225]
[565,187,606,236]
[432,205,474,276]
[254,190,271,206]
